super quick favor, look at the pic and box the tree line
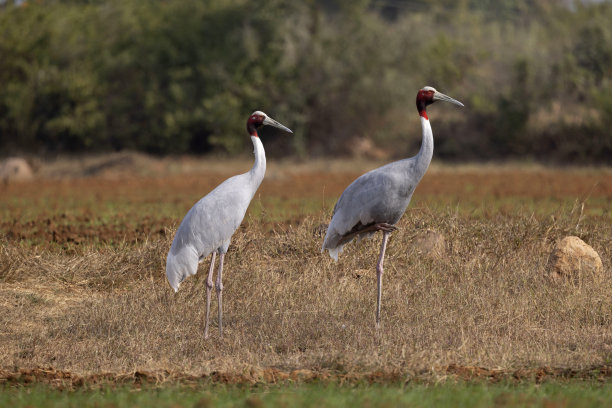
[0,0,611,163]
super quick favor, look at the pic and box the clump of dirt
[547,236,603,285]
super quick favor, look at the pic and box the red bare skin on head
[247,114,266,137]
[416,89,435,120]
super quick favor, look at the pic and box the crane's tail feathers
[321,236,341,261]
[322,228,380,261]
[327,247,341,261]
[166,249,199,292]
[322,244,344,261]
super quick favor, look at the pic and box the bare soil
[2,163,611,247]
[0,365,610,389]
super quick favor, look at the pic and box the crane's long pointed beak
[434,92,464,107]
[263,116,293,133]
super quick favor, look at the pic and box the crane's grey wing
[166,174,255,291]
[322,164,416,260]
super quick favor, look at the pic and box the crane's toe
[375,223,398,232]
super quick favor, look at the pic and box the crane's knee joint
[216,282,223,292]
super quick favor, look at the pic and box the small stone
[547,236,603,284]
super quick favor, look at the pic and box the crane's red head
[416,86,464,120]
[246,111,293,137]
[247,111,267,137]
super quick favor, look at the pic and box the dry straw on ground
[1,207,610,376]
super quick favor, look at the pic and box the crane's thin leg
[376,231,391,329]
[204,251,216,339]
[216,252,225,336]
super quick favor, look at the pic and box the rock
[547,236,603,284]
[411,230,446,258]
[0,157,33,183]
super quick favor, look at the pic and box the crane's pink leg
[376,231,391,329]
[216,252,225,336]
[204,251,216,339]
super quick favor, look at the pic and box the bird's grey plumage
[322,116,433,260]
[321,86,463,328]
[166,110,292,338]
[166,161,264,291]
[166,111,291,280]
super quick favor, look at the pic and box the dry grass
[1,201,610,376]
[1,160,611,379]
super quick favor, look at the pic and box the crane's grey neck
[413,116,433,177]
[249,135,266,187]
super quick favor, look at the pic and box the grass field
[0,154,610,404]
[1,381,611,408]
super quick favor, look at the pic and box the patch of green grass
[1,382,610,408]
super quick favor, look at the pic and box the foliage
[0,0,611,162]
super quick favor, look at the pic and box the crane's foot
[337,223,398,246]
[374,223,398,233]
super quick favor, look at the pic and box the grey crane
[166,111,292,338]
[321,86,463,328]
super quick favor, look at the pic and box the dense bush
[0,0,611,162]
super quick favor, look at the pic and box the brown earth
[2,163,611,248]
[0,365,610,389]
[1,159,611,384]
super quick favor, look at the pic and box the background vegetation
[1,0,611,162]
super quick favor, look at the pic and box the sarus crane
[321,86,463,328]
[166,111,292,338]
